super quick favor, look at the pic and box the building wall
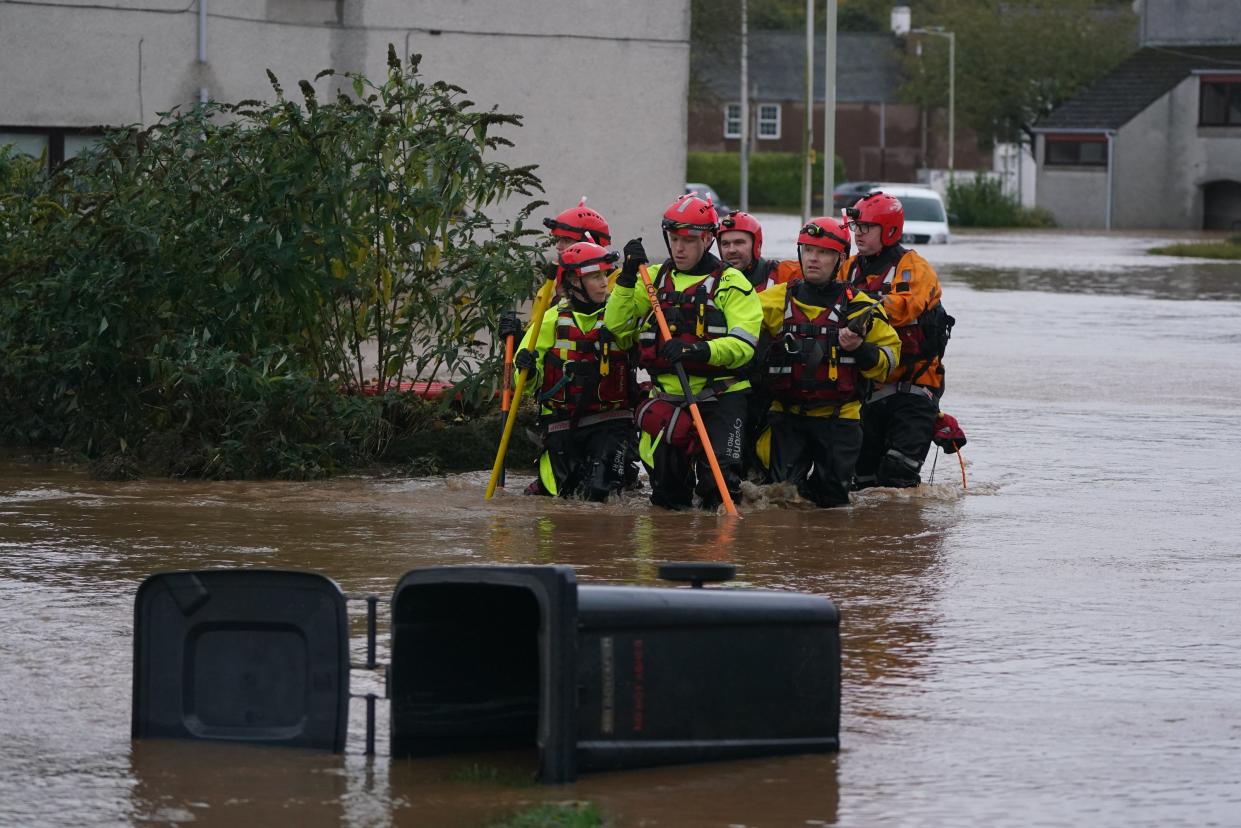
[1139,0,1241,46]
[0,0,689,243]
[1037,75,1241,230]
[687,99,987,183]
[1033,135,1111,228]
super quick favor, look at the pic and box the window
[723,104,741,139]
[0,127,106,169]
[1044,134,1107,167]
[1199,75,1241,126]
[757,104,781,140]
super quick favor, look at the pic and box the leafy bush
[0,47,546,477]
[687,151,846,210]
[947,173,1055,227]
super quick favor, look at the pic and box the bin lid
[132,569,349,751]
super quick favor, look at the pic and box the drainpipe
[1105,129,1115,231]
[198,0,208,103]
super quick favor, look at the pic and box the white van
[867,184,951,244]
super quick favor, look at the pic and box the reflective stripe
[885,447,922,470]
[554,339,573,351]
[544,409,634,434]
[728,327,759,346]
[879,345,897,369]
[868,381,935,403]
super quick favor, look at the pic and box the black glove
[498,312,521,341]
[515,348,536,373]
[660,340,711,364]
[617,237,648,288]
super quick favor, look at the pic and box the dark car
[832,181,880,211]
[685,182,731,216]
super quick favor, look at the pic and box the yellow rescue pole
[638,264,739,517]
[485,280,555,499]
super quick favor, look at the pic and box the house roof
[692,30,904,104]
[1034,45,1241,131]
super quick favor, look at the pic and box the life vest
[764,281,862,404]
[847,260,952,368]
[537,308,631,416]
[637,261,734,378]
[750,259,780,291]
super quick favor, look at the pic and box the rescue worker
[755,217,901,507]
[716,210,801,479]
[716,210,801,290]
[841,191,950,488]
[515,241,637,501]
[604,193,763,511]
[542,197,613,252]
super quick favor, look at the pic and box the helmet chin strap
[565,278,603,314]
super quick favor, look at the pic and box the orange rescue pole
[955,443,968,489]
[638,264,739,517]
[485,280,556,500]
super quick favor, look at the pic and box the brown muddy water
[2,230,1240,827]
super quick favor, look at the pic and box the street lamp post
[891,6,954,177]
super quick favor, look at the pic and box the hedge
[687,151,846,211]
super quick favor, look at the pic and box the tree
[898,0,1138,148]
[0,47,546,477]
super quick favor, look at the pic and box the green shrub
[947,173,1055,227]
[687,151,846,210]
[0,47,546,478]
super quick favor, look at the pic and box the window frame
[1198,74,1241,127]
[723,103,742,140]
[757,103,781,141]
[1043,133,1108,168]
[0,125,107,169]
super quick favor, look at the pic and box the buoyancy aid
[747,258,801,292]
[637,260,734,378]
[538,308,631,417]
[844,249,948,388]
[765,281,862,404]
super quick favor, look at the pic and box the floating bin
[389,564,839,783]
[132,570,349,751]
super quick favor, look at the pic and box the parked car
[835,182,950,244]
[876,184,951,244]
[832,181,880,211]
[685,182,731,216]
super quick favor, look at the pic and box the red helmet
[555,241,619,289]
[847,191,904,246]
[797,216,851,254]
[543,197,611,246]
[661,193,719,238]
[718,210,764,260]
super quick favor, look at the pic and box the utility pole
[823,0,838,211]
[801,0,815,223]
[740,0,749,212]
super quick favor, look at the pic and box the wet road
[2,229,1240,826]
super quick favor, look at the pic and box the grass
[1149,233,1241,259]
[486,801,607,828]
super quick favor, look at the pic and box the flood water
[2,228,1240,827]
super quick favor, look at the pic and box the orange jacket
[840,249,944,390]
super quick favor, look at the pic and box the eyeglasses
[847,221,878,234]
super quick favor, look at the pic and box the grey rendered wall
[1114,76,1241,229]
[0,0,689,246]
[1139,0,1241,46]
[1034,136,1111,229]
